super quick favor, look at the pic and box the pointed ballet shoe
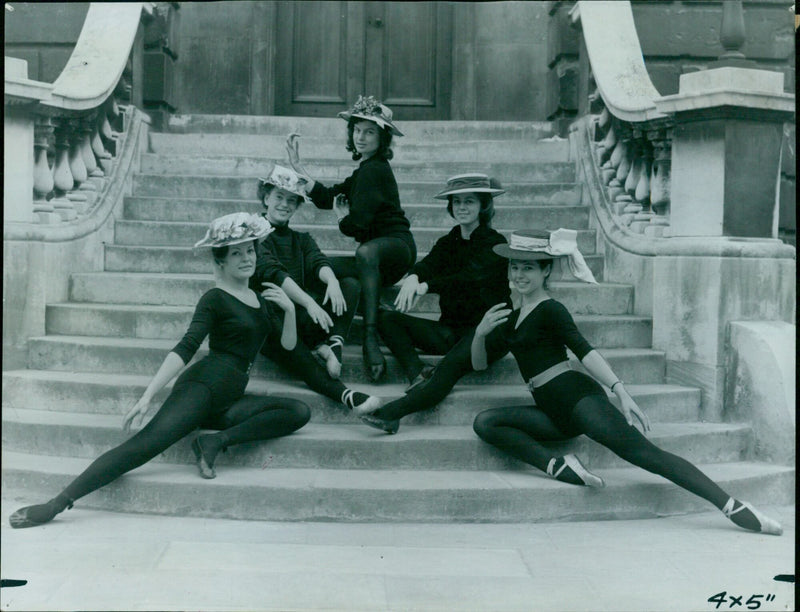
[359,414,400,435]
[547,454,605,488]
[722,498,782,535]
[191,436,217,479]
[9,496,72,529]
[9,505,55,529]
[362,326,386,382]
[341,390,382,416]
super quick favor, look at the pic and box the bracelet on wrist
[610,380,623,393]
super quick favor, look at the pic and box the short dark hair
[537,258,554,289]
[257,182,275,205]
[447,192,496,227]
[345,117,393,161]
[211,245,229,265]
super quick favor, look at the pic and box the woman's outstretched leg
[571,395,781,534]
[10,383,214,527]
[193,395,311,478]
[473,406,603,486]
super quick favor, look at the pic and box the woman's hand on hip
[475,303,512,338]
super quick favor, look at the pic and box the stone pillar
[3,108,36,224]
[656,68,794,238]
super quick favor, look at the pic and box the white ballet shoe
[547,454,605,488]
[722,498,782,536]
[313,342,342,379]
[341,389,382,416]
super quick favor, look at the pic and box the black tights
[373,328,509,421]
[472,395,730,510]
[329,236,415,328]
[264,337,347,404]
[60,383,310,503]
[377,311,463,382]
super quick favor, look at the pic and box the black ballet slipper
[359,414,400,435]
[722,498,782,535]
[9,496,73,529]
[362,326,386,382]
[546,454,605,488]
[191,436,218,480]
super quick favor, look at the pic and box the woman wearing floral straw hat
[9,213,310,529]
[375,174,510,390]
[470,229,782,535]
[286,95,416,382]
[251,164,381,415]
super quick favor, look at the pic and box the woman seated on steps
[251,164,381,416]
[10,213,311,529]
[286,95,417,382]
[360,174,510,432]
[469,228,782,536]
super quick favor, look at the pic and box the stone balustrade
[4,2,152,227]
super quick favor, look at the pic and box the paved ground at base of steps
[0,499,793,612]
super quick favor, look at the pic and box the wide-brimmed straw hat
[434,173,506,200]
[193,212,273,249]
[494,229,597,284]
[258,163,313,206]
[338,95,404,137]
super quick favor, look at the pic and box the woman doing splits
[377,174,510,389]
[10,213,311,529]
[252,164,380,415]
[470,229,782,535]
[286,95,416,381]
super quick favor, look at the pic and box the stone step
[1,408,752,471]
[166,115,557,141]
[3,450,793,522]
[103,245,606,278]
[132,175,582,204]
[149,133,571,162]
[45,303,652,348]
[69,273,634,314]
[138,156,576,183]
[27,337,666,384]
[2,371,703,425]
[113,219,595,252]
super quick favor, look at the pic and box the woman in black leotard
[470,228,782,535]
[286,95,416,381]
[10,213,311,529]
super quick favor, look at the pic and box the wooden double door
[275,1,452,119]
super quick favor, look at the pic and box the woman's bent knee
[473,410,499,439]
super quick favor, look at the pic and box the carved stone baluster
[92,113,113,175]
[646,128,672,237]
[630,139,654,233]
[76,115,102,203]
[32,115,60,224]
[597,124,617,166]
[66,119,90,214]
[608,133,630,204]
[618,136,643,225]
[603,138,623,185]
[50,118,78,221]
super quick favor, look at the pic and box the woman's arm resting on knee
[123,351,186,431]
[472,304,512,370]
[319,266,346,316]
[276,277,332,332]
[580,350,651,432]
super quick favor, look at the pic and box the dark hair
[446,192,496,227]
[345,117,393,161]
[257,182,275,205]
[537,258,554,290]
[211,240,258,266]
[211,245,229,265]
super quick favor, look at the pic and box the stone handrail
[570,0,674,239]
[4,2,153,235]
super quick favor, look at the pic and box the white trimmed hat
[194,212,273,249]
[493,229,597,284]
[258,164,313,206]
[338,95,404,137]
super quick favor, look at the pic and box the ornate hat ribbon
[509,229,597,284]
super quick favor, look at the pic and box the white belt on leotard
[527,361,572,392]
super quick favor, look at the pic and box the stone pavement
[0,500,794,612]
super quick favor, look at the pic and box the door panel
[275,1,451,119]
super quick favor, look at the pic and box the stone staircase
[2,115,793,523]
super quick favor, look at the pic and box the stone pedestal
[656,68,794,238]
